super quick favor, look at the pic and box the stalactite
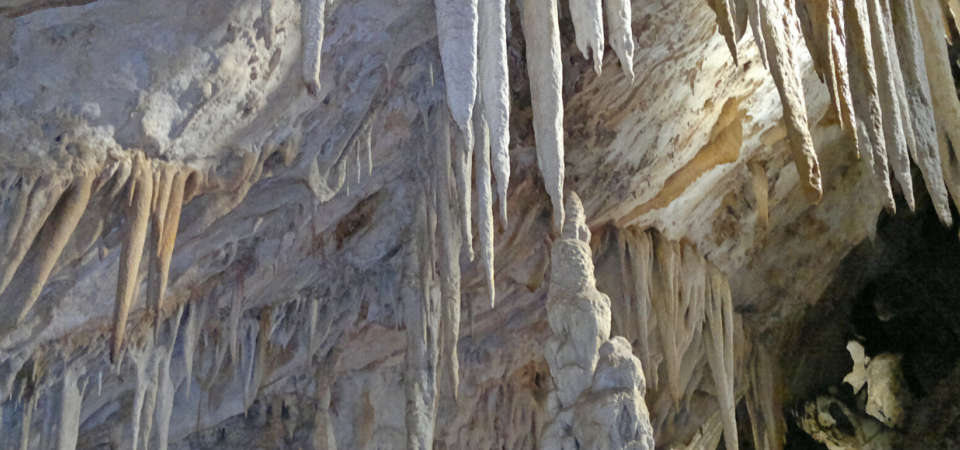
[312,384,338,450]
[12,170,94,325]
[844,0,897,213]
[302,0,326,98]
[524,0,565,227]
[0,174,32,260]
[704,265,737,450]
[830,3,859,143]
[147,163,174,333]
[707,0,740,64]
[19,395,36,450]
[138,353,161,450]
[604,0,635,80]
[746,340,784,450]
[474,100,496,306]
[759,0,823,204]
[797,0,833,105]
[890,0,952,225]
[867,0,915,210]
[112,154,155,363]
[182,301,204,398]
[478,0,511,227]
[435,0,479,156]
[57,366,81,450]
[0,174,34,294]
[155,306,183,450]
[402,180,440,450]
[618,227,657,391]
[436,107,463,401]
[0,174,68,298]
[652,233,707,408]
[746,0,769,69]
[749,160,769,228]
[106,158,133,200]
[452,110,475,261]
[569,0,605,72]
[879,0,918,164]
[129,340,153,450]
[367,127,373,177]
[915,0,960,214]
[939,0,960,40]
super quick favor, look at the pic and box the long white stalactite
[524,0,566,227]
[604,0,635,80]
[477,0,511,226]
[435,0,479,157]
[474,99,496,307]
[303,0,326,98]
[570,0,605,73]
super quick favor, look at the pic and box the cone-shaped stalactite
[524,0,565,227]
[569,0,605,72]
[915,0,960,214]
[866,0,915,210]
[604,0,635,80]
[3,170,93,329]
[435,0,479,157]
[759,0,823,204]
[891,0,953,225]
[704,265,738,450]
[112,153,155,363]
[708,0,741,64]
[844,0,897,213]
[302,0,326,97]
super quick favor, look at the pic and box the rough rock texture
[0,0,959,448]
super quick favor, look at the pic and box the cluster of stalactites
[707,0,959,225]
[540,192,655,450]
[426,0,644,316]
[0,152,199,362]
[616,226,744,450]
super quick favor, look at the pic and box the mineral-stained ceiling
[0,0,959,447]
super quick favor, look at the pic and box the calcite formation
[541,192,654,450]
[0,0,958,446]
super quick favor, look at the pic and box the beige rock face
[0,0,954,447]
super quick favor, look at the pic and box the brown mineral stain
[617,97,745,226]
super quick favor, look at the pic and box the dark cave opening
[781,166,960,449]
